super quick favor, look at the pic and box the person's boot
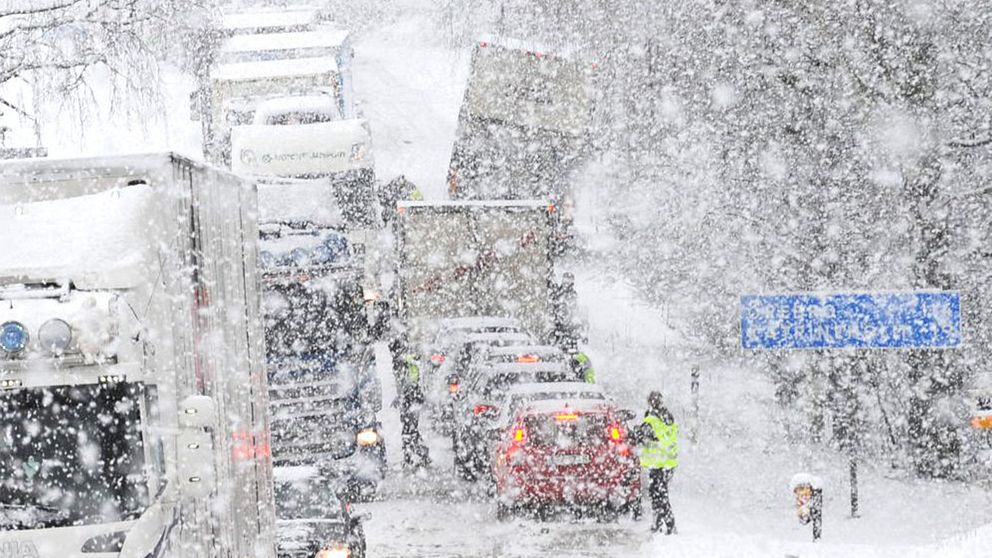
[651,516,663,532]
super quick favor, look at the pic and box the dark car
[274,466,369,558]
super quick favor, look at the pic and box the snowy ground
[10,0,992,556]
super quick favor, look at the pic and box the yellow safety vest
[404,355,420,384]
[640,415,678,469]
[574,353,595,384]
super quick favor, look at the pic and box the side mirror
[617,409,636,422]
[177,395,218,499]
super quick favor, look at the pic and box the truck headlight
[356,428,380,446]
[316,544,350,558]
[38,319,72,355]
[0,322,28,354]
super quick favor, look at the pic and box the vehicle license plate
[552,454,589,466]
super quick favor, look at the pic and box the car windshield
[274,478,346,520]
[0,383,151,530]
[524,414,611,448]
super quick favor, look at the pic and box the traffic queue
[396,315,679,531]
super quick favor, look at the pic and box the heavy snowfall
[0,0,990,557]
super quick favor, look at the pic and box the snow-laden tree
[494,0,992,478]
[0,0,216,139]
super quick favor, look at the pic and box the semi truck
[256,181,387,498]
[0,154,275,557]
[447,38,595,203]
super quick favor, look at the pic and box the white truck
[0,154,275,557]
[447,38,596,202]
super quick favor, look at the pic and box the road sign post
[743,291,962,522]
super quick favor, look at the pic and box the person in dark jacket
[633,391,678,534]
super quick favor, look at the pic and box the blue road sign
[741,292,961,350]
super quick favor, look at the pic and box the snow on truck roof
[253,95,338,118]
[221,8,318,32]
[221,28,349,54]
[212,56,338,81]
[475,34,581,61]
[0,183,154,290]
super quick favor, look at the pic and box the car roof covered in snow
[478,361,571,375]
[212,56,338,81]
[273,465,321,484]
[521,398,614,415]
[464,331,532,345]
[486,344,564,357]
[439,316,521,330]
[398,199,550,210]
[221,28,350,54]
[508,381,604,395]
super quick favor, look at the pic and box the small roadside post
[741,291,962,520]
[791,474,823,541]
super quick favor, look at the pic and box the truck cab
[259,222,386,499]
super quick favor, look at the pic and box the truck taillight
[513,427,525,443]
[609,425,622,441]
[430,353,446,365]
[474,404,496,415]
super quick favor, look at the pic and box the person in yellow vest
[390,334,430,469]
[570,352,596,384]
[635,391,678,534]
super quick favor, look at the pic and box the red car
[492,399,641,521]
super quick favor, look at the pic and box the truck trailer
[0,154,275,558]
[447,38,595,203]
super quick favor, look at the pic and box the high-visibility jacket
[640,415,678,469]
[404,355,420,384]
[572,353,595,384]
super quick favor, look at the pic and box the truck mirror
[178,395,218,429]
[177,430,217,499]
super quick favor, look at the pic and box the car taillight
[474,404,496,415]
[609,425,622,442]
[430,353,445,365]
[516,354,539,363]
[555,412,579,421]
[449,382,459,394]
[513,427,525,443]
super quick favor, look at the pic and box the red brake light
[555,413,579,421]
[430,353,446,365]
[480,41,488,48]
[609,426,622,441]
[516,354,539,363]
[449,382,459,394]
[513,428,524,443]
[547,203,557,213]
[474,404,495,415]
